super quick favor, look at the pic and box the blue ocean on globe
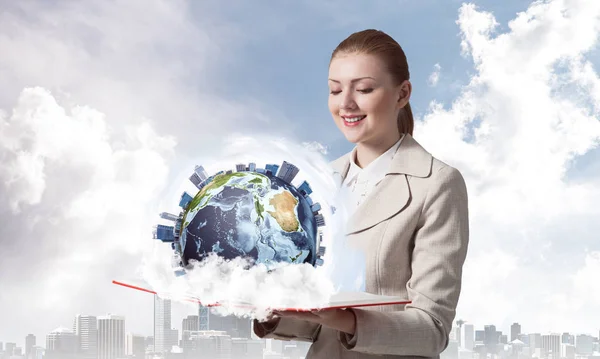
[178,171,318,268]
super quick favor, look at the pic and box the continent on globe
[154,162,327,273]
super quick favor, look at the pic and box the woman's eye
[358,88,373,93]
[330,90,341,95]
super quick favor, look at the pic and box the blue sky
[1,0,600,351]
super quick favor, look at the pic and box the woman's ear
[397,80,412,108]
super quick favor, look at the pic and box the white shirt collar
[344,134,405,185]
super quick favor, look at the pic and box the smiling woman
[253,29,470,359]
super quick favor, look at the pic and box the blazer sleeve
[338,165,470,357]
[253,317,322,343]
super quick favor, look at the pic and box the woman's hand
[272,308,357,335]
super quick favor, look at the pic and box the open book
[112,279,411,311]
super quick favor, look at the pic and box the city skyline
[2,306,599,359]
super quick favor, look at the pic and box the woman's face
[328,52,407,146]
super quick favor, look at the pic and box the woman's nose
[339,92,357,110]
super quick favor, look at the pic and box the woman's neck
[355,133,402,169]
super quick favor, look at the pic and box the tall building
[183,315,199,332]
[167,328,179,350]
[562,332,575,345]
[154,224,175,242]
[97,314,125,359]
[276,161,299,184]
[73,315,98,359]
[314,213,325,227]
[575,334,594,355]
[483,325,500,354]
[461,324,474,350]
[198,305,209,330]
[32,346,44,359]
[236,164,246,172]
[182,315,200,341]
[475,330,484,342]
[126,333,146,358]
[265,164,279,176]
[46,328,77,359]
[4,343,15,356]
[194,165,208,181]
[310,202,322,213]
[511,323,521,342]
[160,212,179,222]
[297,181,313,196]
[179,192,193,209]
[154,296,172,353]
[25,334,35,359]
[188,172,203,189]
[207,312,252,339]
[529,333,542,355]
[542,333,561,359]
[248,163,256,172]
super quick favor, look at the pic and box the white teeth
[344,116,365,123]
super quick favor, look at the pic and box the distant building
[4,343,15,356]
[125,333,145,359]
[561,332,574,345]
[236,164,246,172]
[297,181,313,196]
[154,225,175,242]
[310,203,321,213]
[166,328,178,351]
[265,164,279,177]
[231,338,263,359]
[154,296,172,353]
[256,168,265,174]
[575,334,594,355]
[97,314,125,359]
[179,192,193,209]
[206,311,252,339]
[314,214,325,227]
[225,169,232,174]
[73,315,98,359]
[248,163,256,172]
[511,323,521,342]
[561,343,575,359]
[181,331,232,359]
[317,246,326,257]
[276,161,299,184]
[46,328,77,359]
[198,305,209,331]
[542,334,561,359]
[188,173,203,190]
[25,334,35,359]
[182,315,200,333]
[194,165,208,182]
[160,212,179,222]
[461,324,474,350]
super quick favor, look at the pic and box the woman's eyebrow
[328,76,376,83]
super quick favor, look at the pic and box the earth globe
[154,161,326,272]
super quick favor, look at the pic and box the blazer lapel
[330,134,434,235]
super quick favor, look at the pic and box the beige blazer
[253,134,470,359]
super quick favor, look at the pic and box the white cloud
[302,141,329,155]
[0,85,175,290]
[417,0,600,334]
[428,63,442,87]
